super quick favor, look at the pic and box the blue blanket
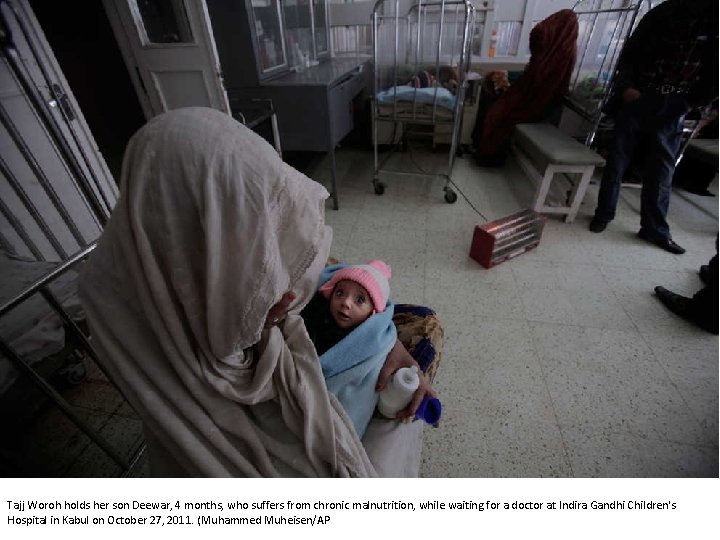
[375,85,456,111]
[317,264,397,438]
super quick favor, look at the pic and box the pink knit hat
[319,260,392,313]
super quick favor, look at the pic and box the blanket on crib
[376,85,456,111]
[317,264,397,438]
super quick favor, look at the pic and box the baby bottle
[378,366,442,425]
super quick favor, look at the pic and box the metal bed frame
[371,0,480,203]
[567,0,651,148]
[0,243,146,476]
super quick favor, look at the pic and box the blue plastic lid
[415,395,442,425]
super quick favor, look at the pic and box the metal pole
[0,242,95,316]
[433,1,447,124]
[447,2,472,177]
[372,7,379,175]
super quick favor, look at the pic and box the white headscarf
[79,107,376,477]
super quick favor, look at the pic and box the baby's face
[329,280,374,329]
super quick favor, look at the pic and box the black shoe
[699,265,711,285]
[654,286,718,334]
[589,218,607,233]
[654,286,692,319]
[637,230,685,254]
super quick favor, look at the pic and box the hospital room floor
[313,141,718,477]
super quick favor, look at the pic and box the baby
[301,260,392,355]
[301,260,441,435]
[300,260,395,437]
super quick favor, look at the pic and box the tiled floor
[314,141,718,477]
[3,140,716,478]
[1,353,147,477]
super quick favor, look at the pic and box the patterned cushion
[393,304,444,384]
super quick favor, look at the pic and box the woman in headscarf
[474,9,579,165]
[79,107,433,477]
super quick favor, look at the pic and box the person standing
[588,0,718,254]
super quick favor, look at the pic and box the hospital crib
[371,0,482,203]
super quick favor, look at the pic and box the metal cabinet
[235,59,370,210]
[206,1,367,210]
[329,68,366,143]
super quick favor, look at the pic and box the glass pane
[135,0,193,44]
[332,25,372,57]
[313,0,328,54]
[284,0,313,67]
[252,0,287,73]
[471,20,486,57]
[494,21,522,57]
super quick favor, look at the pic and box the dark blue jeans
[594,92,688,240]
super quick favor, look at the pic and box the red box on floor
[470,208,545,268]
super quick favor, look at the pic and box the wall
[328,0,577,68]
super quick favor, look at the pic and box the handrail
[0,242,97,317]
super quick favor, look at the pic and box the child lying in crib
[409,66,460,94]
[300,260,398,437]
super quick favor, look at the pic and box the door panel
[151,70,214,110]
[0,0,117,261]
[104,0,230,117]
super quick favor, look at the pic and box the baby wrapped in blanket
[300,261,396,438]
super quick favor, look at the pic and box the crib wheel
[444,188,457,204]
[374,181,385,195]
